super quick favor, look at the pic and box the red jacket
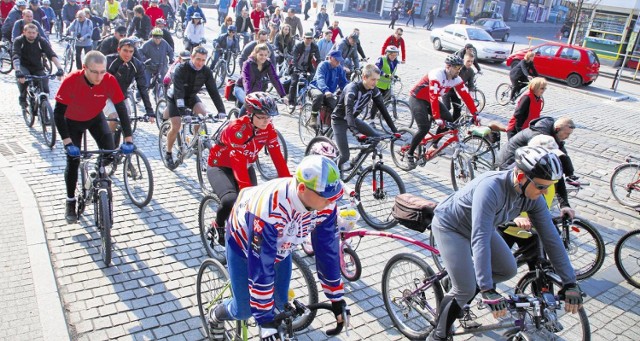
[250,9,264,30]
[410,68,477,119]
[207,115,290,189]
[506,90,543,133]
[381,35,406,62]
[1,1,14,20]
[146,6,164,27]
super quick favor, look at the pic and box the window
[559,48,581,61]
[536,45,560,57]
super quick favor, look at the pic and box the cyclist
[248,4,264,40]
[509,50,538,102]
[210,24,240,69]
[66,9,93,70]
[163,49,190,91]
[184,0,205,23]
[428,146,583,341]
[442,54,475,121]
[238,29,274,66]
[313,5,329,33]
[364,45,400,126]
[101,0,124,35]
[97,24,126,55]
[53,51,134,224]
[127,5,151,39]
[405,55,479,169]
[105,38,155,132]
[13,23,64,109]
[235,9,254,48]
[163,46,226,169]
[153,18,173,50]
[216,0,229,26]
[284,7,302,37]
[41,0,56,34]
[219,15,233,35]
[288,31,319,110]
[351,28,366,61]
[380,28,406,64]
[11,9,48,42]
[29,0,50,33]
[273,23,294,64]
[506,76,546,139]
[331,64,398,171]
[145,0,163,27]
[317,28,333,61]
[140,27,173,86]
[205,92,290,246]
[158,0,174,29]
[267,6,282,42]
[307,49,348,130]
[328,20,342,44]
[331,32,359,76]
[207,154,349,341]
[454,43,481,73]
[183,11,204,52]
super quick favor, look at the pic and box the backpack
[91,22,101,41]
[391,193,437,233]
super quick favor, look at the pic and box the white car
[430,24,510,63]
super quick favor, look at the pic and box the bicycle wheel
[390,128,416,171]
[155,99,167,129]
[495,83,512,106]
[450,154,474,191]
[290,252,318,332]
[378,99,414,134]
[226,54,236,75]
[123,149,154,208]
[0,45,13,74]
[461,135,495,174]
[615,229,640,289]
[255,130,288,181]
[196,258,232,340]
[64,46,73,73]
[97,189,112,267]
[341,246,362,282]
[559,218,605,280]
[158,121,181,170]
[515,272,590,341]
[304,136,338,158]
[610,162,640,207]
[198,195,227,265]
[382,253,443,340]
[298,103,317,145]
[470,89,485,112]
[206,55,214,69]
[197,138,212,195]
[127,93,138,133]
[23,97,36,127]
[213,62,227,89]
[39,99,56,148]
[355,164,406,230]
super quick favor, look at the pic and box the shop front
[583,6,638,63]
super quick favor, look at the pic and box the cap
[227,25,236,32]
[16,0,27,5]
[118,38,136,48]
[29,0,40,4]
[42,0,50,4]
[304,31,314,38]
[192,12,202,19]
[327,50,343,62]
[296,155,344,201]
[192,0,199,3]
[151,27,163,36]
[179,50,191,60]
[465,43,474,49]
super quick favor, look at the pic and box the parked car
[506,42,600,87]
[430,24,510,63]
[284,0,302,13]
[471,11,503,23]
[472,18,510,42]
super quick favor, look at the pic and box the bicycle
[610,155,640,207]
[305,134,406,230]
[21,74,57,148]
[495,80,530,106]
[145,62,166,106]
[390,116,494,191]
[468,73,486,112]
[125,83,140,133]
[61,36,77,73]
[287,71,312,115]
[208,48,235,89]
[614,213,640,289]
[297,92,337,145]
[382,223,590,340]
[372,75,413,134]
[174,20,184,39]
[196,257,347,341]
[0,40,13,74]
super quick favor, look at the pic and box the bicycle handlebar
[24,74,57,81]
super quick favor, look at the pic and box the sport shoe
[65,200,78,224]
[407,156,417,169]
[164,153,176,169]
[208,305,225,341]
[208,221,226,246]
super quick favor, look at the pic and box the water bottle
[84,162,97,190]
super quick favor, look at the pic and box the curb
[0,154,70,341]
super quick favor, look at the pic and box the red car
[506,43,600,88]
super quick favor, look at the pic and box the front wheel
[40,99,56,148]
[196,258,232,340]
[378,99,413,134]
[97,189,112,267]
[615,229,640,289]
[341,246,362,282]
[560,218,605,280]
[198,195,227,265]
[610,163,640,207]
[0,45,13,74]
[461,135,495,174]
[495,82,513,106]
[213,61,227,89]
[355,164,406,230]
[226,54,237,75]
[255,130,288,181]
[155,99,167,129]
[382,253,443,340]
[290,253,318,331]
[298,103,317,145]
[127,93,138,133]
[64,46,74,73]
[23,99,36,127]
[123,149,154,208]
[432,38,442,50]
[450,154,474,191]
[390,128,416,171]
[158,121,181,170]
[197,138,213,195]
[470,89,486,112]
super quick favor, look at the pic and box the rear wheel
[390,128,416,171]
[355,164,405,230]
[97,189,112,267]
[213,61,227,89]
[196,258,231,340]
[495,82,512,106]
[123,150,154,208]
[40,99,56,148]
[198,195,227,265]
[470,89,486,112]
[615,229,640,289]
[255,130,288,181]
[298,103,317,145]
[561,218,605,280]
[450,154,474,191]
[0,44,13,74]
[566,73,582,88]
[63,46,73,73]
[378,99,413,134]
[158,121,181,170]
[610,163,640,207]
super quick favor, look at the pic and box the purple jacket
[239,56,286,97]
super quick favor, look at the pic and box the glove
[120,142,135,155]
[259,321,281,341]
[64,143,81,157]
[481,289,507,313]
[55,69,64,77]
[331,300,350,320]
[559,283,583,306]
[355,133,367,142]
[434,119,445,128]
[15,70,24,79]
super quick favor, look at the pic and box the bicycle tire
[127,93,138,133]
[515,272,591,341]
[197,138,213,195]
[22,97,36,127]
[206,55,214,69]
[196,258,232,340]
[226,53,236,75]
[198,195,227,265]
[97,189,112,267]
[255,129,288,181]
[378,99,414,134]
[461,135,495,174]
[450,154,474,191]
[64,46,74,73]
[560,218,605,280]
[341,245,362,282]
[40,100,56,148]
[123,149,153,208]
[382,253,443,340]
[471,89,486,112]
[390,128,416,171]
[298,103,317,145]
[355,164,405,230]
[158,121,181,170]
[290,252,318,332]
[615,229,640,289]
[495,82,512,106]
[155,99,167,129]
[610,162,640,207]
[213,61,227,89]
[0,45,13,74]
[229,108,240,119]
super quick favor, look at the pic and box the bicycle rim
[227,54,236,75]
[198,195,227,265]
[123,150,154,208]
[355,164,405,230]
[97,190,112,267]
[196,259,232,340]
[197,139,213,195]
[158,122,181,169]
[40,100,56,148]
[561,218,605,280]
[341,246,362,282]
[615,230,640,289]
[382,253,442,340]
[0,46,13,74]
[255,130,288,181]
[298,104,317,145]
[461,135,495,174]
[390,128,415,171]
[472,89,486,112]
[155,99,167,129]
[450,154,474,191]
[610,163,640,207]
[23,101,35,127]
[64,47,73,73]
[290,252,318,332]
[495,83,512,106]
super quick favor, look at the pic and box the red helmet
[245,92,279,117]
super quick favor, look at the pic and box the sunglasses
[194,47,207,54]
[525,175,557,190]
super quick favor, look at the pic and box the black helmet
[514,146,563,181]
[445,55,464,66]
[245,92,279,117]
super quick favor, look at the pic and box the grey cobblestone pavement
[1,9,639,341]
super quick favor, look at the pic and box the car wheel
[566,73,583,88]
[502,33,509,42]
[510,59,520,69]
[433,38,442,51]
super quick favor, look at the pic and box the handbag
[391,193,437,233]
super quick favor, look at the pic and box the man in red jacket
[145,0,164,27]
[381,28,406,64]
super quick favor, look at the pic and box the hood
[529,116,555,135]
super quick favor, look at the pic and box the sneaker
[407,156,417,169]
[164,153,175,169]
[208,305,225,341]
[65,200,78,224]
[208,221,226,246]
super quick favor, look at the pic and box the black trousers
[206,166,257,227]
[407,97,453,156]
[309,88,337,113]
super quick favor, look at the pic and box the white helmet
[515,146,563,181]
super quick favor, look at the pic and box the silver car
[430,24,510,63]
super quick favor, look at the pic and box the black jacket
[510,59,538,80]
[12,35,57,72]
[235,15,254,34]
[455,47,481,72]
[170,62,226,114]
[127,15,151,39]
[106,53,154,113]
[291,40,320,73]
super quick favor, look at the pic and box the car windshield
[476,19,492,28]
[466,27,494,41]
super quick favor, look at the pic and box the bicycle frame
[342,229,439,256]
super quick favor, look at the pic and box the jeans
[331,116,379,169]
[233,86,247,117]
